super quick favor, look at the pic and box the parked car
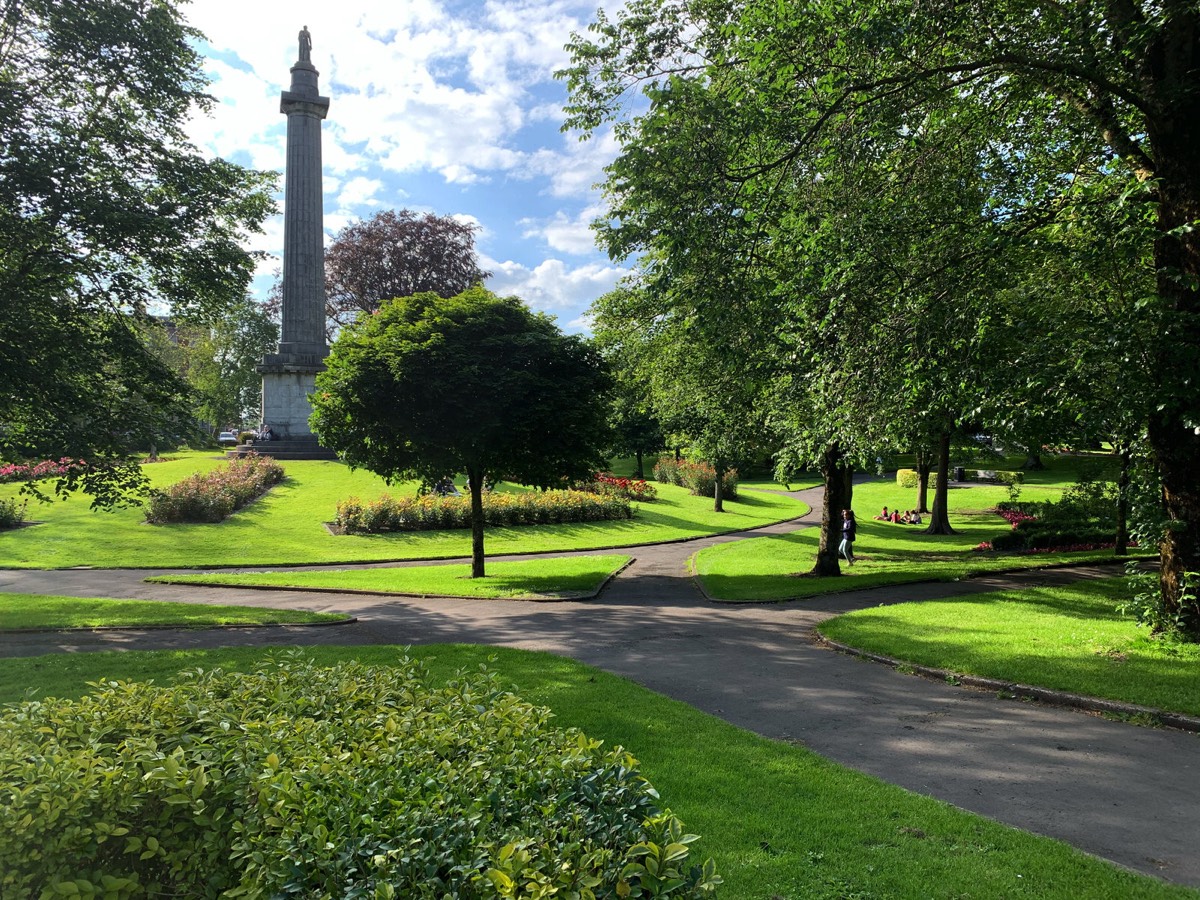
[218,431,238,446]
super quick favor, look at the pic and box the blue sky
[184,0,629,331]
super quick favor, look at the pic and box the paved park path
[1,484,1197,888]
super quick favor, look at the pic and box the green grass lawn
[0,593,345,630]
[0,645,1188,900]
[693,479,1145,602]
[818,577,1200,718]
[147,554,630,600]
[0,452,806,569]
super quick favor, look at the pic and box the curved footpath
[0,485,1197,888]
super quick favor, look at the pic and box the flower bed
[0,457,88,484]
[977,504,1134,553]
[996,507,1038,528]
[145,453,284,524]
[973,539,1137,554]
[335,489,631,534]
[573,472,658,502]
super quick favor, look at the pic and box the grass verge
[692,479,1147,602]
[818,577,1200,718]
[147,554,630,600]
[0,593,346,630]
[0,645,1189,899]
[0,453,806,569]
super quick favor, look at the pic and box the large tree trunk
[713,461,724,512]
[635,449,644,479]
[922,430,955,535]
[1148,414,1200,636]
[1145,95,1200,637]
[468,466,486,578]
[812,443,851,576]
[1021,452,1045,471]
[915,446,932,513]
[1114,444,1131,557]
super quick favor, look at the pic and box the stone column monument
[254,26,337,459]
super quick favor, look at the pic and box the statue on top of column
[298,26,312,63]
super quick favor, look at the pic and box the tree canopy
[142,298,279,435]
[0,0,275,505]
[310,286,611,576]
[322,209,491,330]
[562,0,1200,635]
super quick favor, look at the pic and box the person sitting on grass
[874,506,890,521]
[908,509,923,525]
[890,509,902,524]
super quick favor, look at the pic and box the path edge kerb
[145,557,637,604]
[0,499,813,572]
[816,634,1200,733]
[0,617,359,636]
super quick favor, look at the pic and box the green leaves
[0,655,717,898]
[0,0,276,485]
[313,286,612,574]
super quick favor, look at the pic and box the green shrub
[1118,567,1200,636]
[145,454,284,524]
[335,489,632,534]
[896,468,919,489]
[0,497,27,530]
[1045,477,1118,527]
[654,457,738,500]
[963,468,1024,486]
[680,462,739,501]
[652,456,683,486]
[0,656,719,899]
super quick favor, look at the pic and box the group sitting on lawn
[873,506,922,525]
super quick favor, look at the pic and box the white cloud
[520,204,602,255]
[188,1,614,191]
[337,176,385,209]
[533,129,620,197]
[184,1,627,327]
[485,256,627,326]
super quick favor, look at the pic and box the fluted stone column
[257,26,334,454]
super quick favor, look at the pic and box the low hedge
[962,468,1023,486]
[336,489,632,534]
[145,454,284,524]
[896,468,919,489]
[0,656,719,899]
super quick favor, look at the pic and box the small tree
[311,287,611,576]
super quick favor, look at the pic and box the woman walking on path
[839,508,857,565]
